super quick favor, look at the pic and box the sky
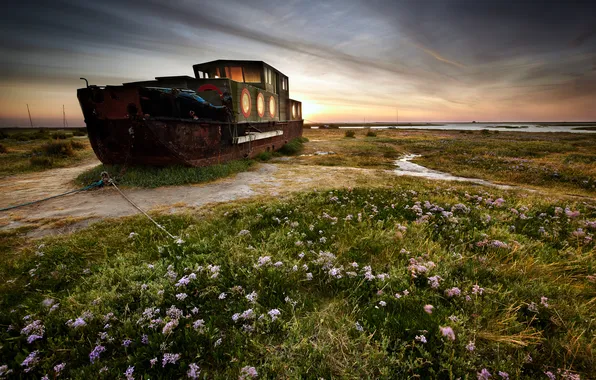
[0,0,595,126]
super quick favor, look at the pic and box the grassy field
[298,129,596,196]
[1,127,595,378]
[0,175,594,378]
[74,138,308,188]
[0,129,93,177]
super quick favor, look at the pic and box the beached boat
[77,60,303,167]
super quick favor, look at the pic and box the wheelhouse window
[282,77,288,91]
[243,66,261,83]
[225,66,244,82]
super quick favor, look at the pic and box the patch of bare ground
[0,161,389,237]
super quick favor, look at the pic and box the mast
[27,104,33,127]
[63,105,68,128]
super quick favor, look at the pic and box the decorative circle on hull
[269,96,276,118]
[197,84,222,95]
[240,88,251,118]
[257,93,265,117]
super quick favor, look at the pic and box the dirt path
[0,160,380,237]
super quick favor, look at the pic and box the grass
[298,129,596,196]
[0,177,594,378]
[74,137,307,188]
[0,129,93,177]
[75,159,254,188]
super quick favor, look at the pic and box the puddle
[300,151,336,157]
[394,154,518,190]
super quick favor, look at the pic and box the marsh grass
[75,137,306,187]
[0,136,93,177]
[75,159,254,188]
[301,129,596,196]
[0,178,594,378]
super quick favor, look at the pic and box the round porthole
[241,88,251,118]
[269,96,276,118]
[257,93,265,117]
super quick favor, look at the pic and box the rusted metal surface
[77,60,303,167]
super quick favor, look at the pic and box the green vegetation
[0,129,93,177]
[572,126,596,131]
[300,129,596,196]
[0,143,6,154]
[75,137,307,187]
[39,140,86,158]
[1,178,594,378]
[29,156,54,168]
[277,137,309,156]
[344,130,356,138]
[75,159,254,188]
[366,128,377,137]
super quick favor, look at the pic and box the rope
[103,172,177,240]
[0,180,104,212]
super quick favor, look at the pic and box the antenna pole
[27,104,33,127]
[63,105,68,128]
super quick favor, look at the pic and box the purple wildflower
[440,326,456,341]
[445,287,461,298]
[246,291,258,303]
[162,319,179,335]
[162,353,181,367]
[122,339,132,347]
[267,309,281,321]
[187,363,201,379]
[54,362,66,374]
[466,341,475,351]
[541,296,549,308]
[150,358,158,368]
[124,366,134,380]
[428,275,442,289]
[141,334,149,344]
[424,304,434,314]
[240,366,258,379]
[415,335,427,343]
[21,351,40,372]
[498,371,509,379]
[89,345,106,363]
[545,372,555,380]
[477,368,492,380]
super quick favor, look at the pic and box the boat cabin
[124,60,301,123]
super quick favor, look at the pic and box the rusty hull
[78,86,303,167]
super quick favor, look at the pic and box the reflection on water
[337,123,595,133]
[394,154,519,190]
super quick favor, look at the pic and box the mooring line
[0,180,104,212]
[102,172,178,240]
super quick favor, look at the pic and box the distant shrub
[0,143,7,154]
[51,132,68,140]
[256,151,273,161]
[0,130,8,139]
[13,132,32,141]
[344,130,356,138]
[32,129,51,140]
[30,156,53,167]
[72,130,87,136]
[365,129,377,137]
[70,141,86,150]
[41,141,75,157]
[481,129,490,135]
[278,137,307,155]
